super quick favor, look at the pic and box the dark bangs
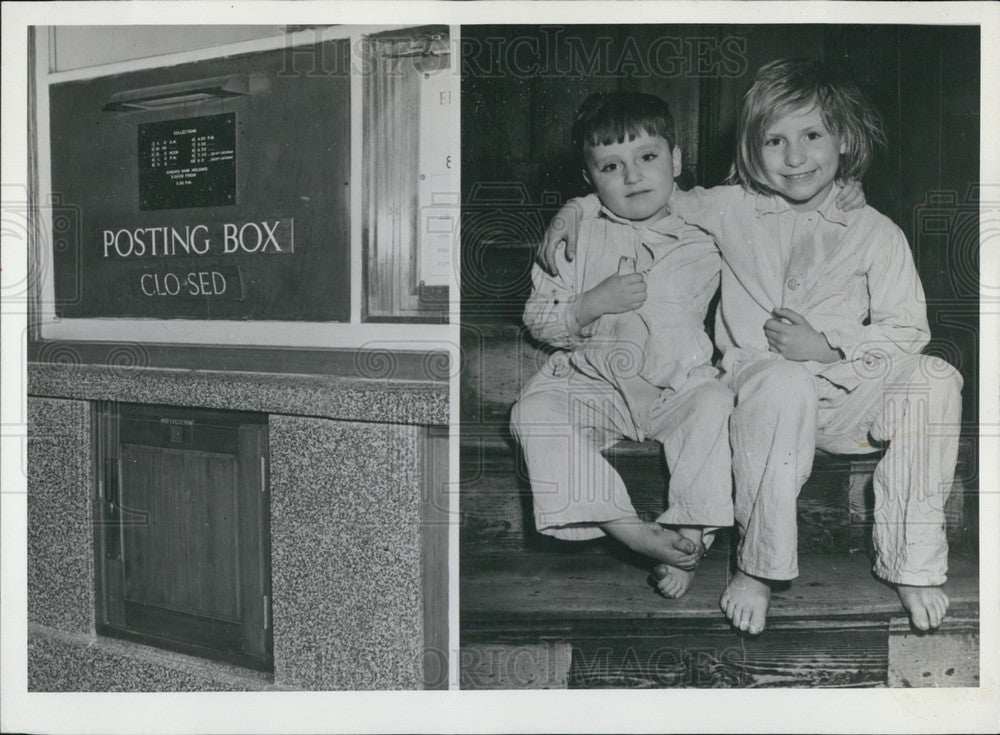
[572,92,676,160]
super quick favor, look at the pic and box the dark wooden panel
[122,600,243,652]
[96,403,271,670]
[49,40,351,321]
[121,444,240,622]
[461,26,536,189]
[825,26,979,429]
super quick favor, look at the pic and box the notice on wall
[49,40,352,321]
[100,219,293,303]
[139,113,236,210]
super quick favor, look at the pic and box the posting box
[49,39,351,321]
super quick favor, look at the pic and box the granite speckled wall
[27,397,94,635]
[26,362,446,691]
[29,626,278,692]
[269,415,424,690]
[29,364,447,426]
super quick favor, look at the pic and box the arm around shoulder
[670,184,746,234]
[538,194,602,274]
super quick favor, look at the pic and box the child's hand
[578,257,647,326]
[835,178,866,211]
[764,308,842,363]
[538,200,584,276]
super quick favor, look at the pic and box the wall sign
[139,114,236,210]
[49,40,351,321]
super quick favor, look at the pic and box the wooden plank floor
[461,552,979,626]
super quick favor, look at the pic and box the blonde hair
[730,58,886,193]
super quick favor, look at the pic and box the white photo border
[2,2,998,734]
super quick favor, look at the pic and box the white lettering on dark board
[101,219,294,258]
[139,271,229,297]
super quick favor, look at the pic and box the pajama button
[787,278,800,290]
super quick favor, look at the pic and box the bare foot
[897,584,950,631]
[652,563,696,598]
[720,570,771,634]
[601,518,703,569]
[650,528,705,598]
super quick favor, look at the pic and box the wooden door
[95,402,271,671]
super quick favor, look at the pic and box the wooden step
[460,551,979,689]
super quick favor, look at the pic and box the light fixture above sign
[102,74,266,112]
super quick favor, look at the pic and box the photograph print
[459,23,981,690]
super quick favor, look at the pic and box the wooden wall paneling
[896,29,980,428]
[824,26,979,427]
[364,34,421,317]
[824,26,903,225]
[934,27,981,427]
[526,25,627,199]
[628,25,704,188]
[898,30,944,250]
[461,27,535,193]
[460,29,536,316]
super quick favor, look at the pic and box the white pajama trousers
[510,353,735,541]
[724,353,963,586]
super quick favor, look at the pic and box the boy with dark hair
[510,91,734,597]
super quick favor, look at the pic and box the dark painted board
[138,114,237,210]
[49,40,350,321]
